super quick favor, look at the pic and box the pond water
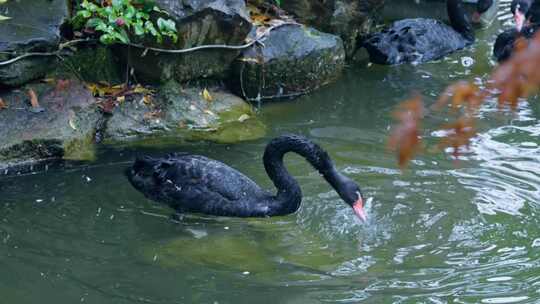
[2,2,540,303]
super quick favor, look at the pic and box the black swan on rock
[494,0,540,62]
[362,0,493,65]
[126,134,367,220]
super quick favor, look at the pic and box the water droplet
[461,56,474,67]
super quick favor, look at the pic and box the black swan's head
[126,156,162,200]
[511,0,532,30]
[471,0,494,24]
[334,175,367,221]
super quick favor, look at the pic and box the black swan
[511,0,540,31]
[362,0,493,65]
[126,134,367,220]
[494,0,540,62]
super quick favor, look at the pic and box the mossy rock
[230,24,345,102]
[104,81,266,144]
[0,81,105,173]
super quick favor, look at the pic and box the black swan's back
[127,153,274,217]
[494,24,540,62]
[364,18,471,65]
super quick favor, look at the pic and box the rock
[118,0,252,84]
[104,81,265,144]
[229,24,345,102]
[0,0,69,87]
[0,81,105,174]
[56,43,123,85]
[277,0,384,58]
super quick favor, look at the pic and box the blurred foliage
[390,33,540,167]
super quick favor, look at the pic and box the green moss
[62,136,96,161]
[55,44,122,84]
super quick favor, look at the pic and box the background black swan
[126,134,367,220]
[362,0,493,65]
[511,0,540,31]
[494,0,540,62]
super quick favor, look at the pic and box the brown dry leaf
[86,83,126,97]
[247,3,272,26]
[435,81,484,114]
[0,98,7,110]
[98,99,116,114]
[202,88,213,102]
[437,117,476,158]
[142,95,152,105]
[388,96,424,168]
[28,89,40,108]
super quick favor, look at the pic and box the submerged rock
[119,0,252,84]
[0,0,69,87]
[230,24,345,102]
[0,81,105,173]
[277,0,384,57]
[104,81,265,144]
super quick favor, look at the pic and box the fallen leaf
[238,114,250,122]
[0,98,7,109]
[388,96,424,168]
[68,118,78,130]
[142,95,152,105]
[202,88,213,102]
[0,15,11,21]
[98,99,116,114]
[28,89,40,108]
[116,95,125,103]
[132,84,153,94]
[204,109,216,116]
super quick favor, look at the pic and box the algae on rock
[104,81,265,144]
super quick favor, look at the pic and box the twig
[125,22,297,54]
[0,22,298,67]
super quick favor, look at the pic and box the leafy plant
[74,0,177,45]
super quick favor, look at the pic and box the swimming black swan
[126,134,367,220]
[494,0,540,62]
[511,0,540,31]
[362,0,493,65]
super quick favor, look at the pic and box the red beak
[352,198,367,221]
[515,11,526,31]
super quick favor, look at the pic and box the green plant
[74,0,177,45]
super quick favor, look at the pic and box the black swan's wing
[364,18,470,65]
[149,154,272,216]
[494,29,518,62]
[494,24,540,62]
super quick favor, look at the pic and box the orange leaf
[437,117,476,158]
[28,89,40,108]
[0,98,7,110]
[388,96,424,168]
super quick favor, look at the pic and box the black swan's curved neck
[263,135,345,213]
[448,0,474,41]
